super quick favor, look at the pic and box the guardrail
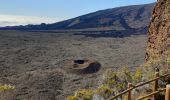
[108,72,170,100]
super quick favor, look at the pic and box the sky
[0,0,156,26]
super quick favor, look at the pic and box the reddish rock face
[146,0,170,64]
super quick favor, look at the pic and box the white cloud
[0,14,63,27]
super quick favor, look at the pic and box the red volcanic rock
[146,0,170,67]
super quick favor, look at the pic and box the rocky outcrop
[146,0,170,65]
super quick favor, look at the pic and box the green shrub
[122,66,132,82]
[75,89,94,100]
[96,84,114,99]
[0,84,15,91]
[133,68,143,83]
[67,96,78,100]
[103,70,118,87]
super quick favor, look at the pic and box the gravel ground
[0,30,147,100]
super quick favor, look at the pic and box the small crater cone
[68,59,101,74]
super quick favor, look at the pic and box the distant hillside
[1,3,155,32]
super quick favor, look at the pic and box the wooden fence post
[153,72,159,100]
[128,83,132,100]
[165,85,170,100]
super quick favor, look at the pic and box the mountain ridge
[0,3,155,32]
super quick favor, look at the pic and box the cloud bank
[0,14,63,27]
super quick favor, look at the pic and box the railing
[108,72,170,100]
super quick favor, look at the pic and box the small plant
[133,68,143,83]
[122,66,132,82]
[75,89,94,100]
[167,4,170,13]
[67,96,78,100]
[116,83,126,93]
[0,84,15,91]
[96,84,114,99]
[104,70,118,87]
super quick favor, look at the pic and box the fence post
[153,72,159,100]
[165,85,170,100]
[128,83,132,100]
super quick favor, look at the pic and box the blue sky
[0,0,156,26]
